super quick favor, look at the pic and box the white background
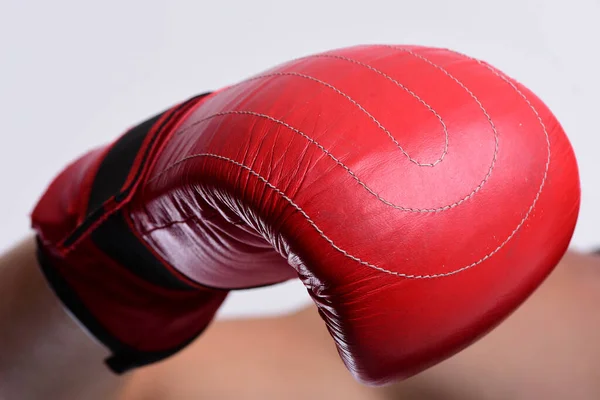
[1,0,599,318]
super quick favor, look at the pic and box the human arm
[0,236,124,400]
[119,251,600,400]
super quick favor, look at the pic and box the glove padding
[32,45,580,384]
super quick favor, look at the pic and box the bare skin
[2,237,600,399]
[392,251,600,400]
[0,237,124,400]
[119,251,600,400]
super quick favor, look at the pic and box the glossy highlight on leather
[33,45,580,384]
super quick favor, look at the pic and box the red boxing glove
[32,45,580,384]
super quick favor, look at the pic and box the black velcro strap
[60,93,211,291]
[86,112,164,214]
[62,93,210,249]
[91,211,194,290]
[36,237,206,374]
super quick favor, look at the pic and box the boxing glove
[32,45,580,385]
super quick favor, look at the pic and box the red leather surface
[35,45,580,384]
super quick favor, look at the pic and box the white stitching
[149,118,546,280]
[311,53,449,166]
[160,110,473,212]
[212,71,445,167]
[146,49,550,278]
[313,52,448,161]
[173,55,500,212]
[247,72,442,167]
